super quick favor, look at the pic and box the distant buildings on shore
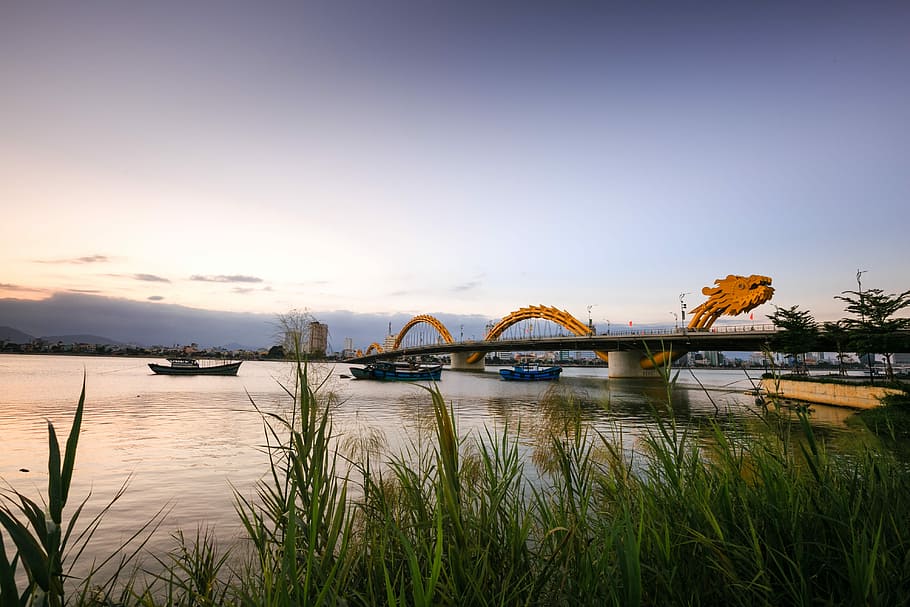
[0,321,335,360]
[0,338,267,360]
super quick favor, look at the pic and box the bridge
[348,325,786,375]
[344,273,908,378]
[347,274,785,378]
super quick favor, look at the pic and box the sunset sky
[3,1,909,344]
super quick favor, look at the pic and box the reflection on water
[0,355,879,572]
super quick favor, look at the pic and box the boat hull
[499,366,563,381]
[350,363,442,381]
[149,361,242,376]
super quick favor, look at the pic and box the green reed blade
[13,495,46,547]
[46,421,63,527]
[60,378,85,512]
[0,529,23,607]
[0,510,49,592]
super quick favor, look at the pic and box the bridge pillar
[450,352,485,371]
[608,351,661,379]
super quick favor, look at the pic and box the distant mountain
[0,326,34,343]
[40,334,124,346]
[0,292,491,352]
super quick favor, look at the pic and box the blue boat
[350,361,442,381]
[499,364,563,381]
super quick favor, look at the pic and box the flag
[749,312,754,320]
[629,321,633,327]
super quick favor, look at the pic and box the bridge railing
[686,323,779,334]
[475,323,780,342]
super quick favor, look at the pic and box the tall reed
[232,360,354,606]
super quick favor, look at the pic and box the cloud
[35,255,110,264]
[134,273,170,283]
[147,295,165,301]
[453,281,481,292]
[190,274,263,283]
[0,283,49,294]
[232,286,273,294]
[68,288,102,293]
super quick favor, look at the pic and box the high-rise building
[383,333,397,352]
[306,322,328,356]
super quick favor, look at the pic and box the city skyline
[3,2,909,332]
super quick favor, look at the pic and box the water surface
[0,354,864,567]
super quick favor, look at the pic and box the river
[0,354,866,570]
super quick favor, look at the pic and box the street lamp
[670,311,678,329]
[587,304,596,336]
[603,318,611,335]
[679,292,690,333]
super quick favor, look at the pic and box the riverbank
[761,376,906,409]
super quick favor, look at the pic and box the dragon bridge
[687,274,774,330]
[637,274,775,371]
[393,314,455,350]
[361,273,774,376]
[365,343,384,355]
[465,305,608,364]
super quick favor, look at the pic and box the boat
[499,363,563,381]
[349,361,442,381]
[148,358,242,376]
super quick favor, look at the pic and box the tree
[274,308,316,358]
[768,305,819,375]
[265,344,286,359]
[835,288,910,381]
[822,320,851,377]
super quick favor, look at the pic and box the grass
[4,361,910,606]
[853,391,910,460]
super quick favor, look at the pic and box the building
[383,333,397,352]
[306,322,329,356]
[749,351,768,367]
[341,337,356,359]
[702,351,725,367]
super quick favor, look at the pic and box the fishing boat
[148,358,242,376]
[499,363,563,381]
[349,361,442,381]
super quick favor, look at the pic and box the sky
[2,1,909,348]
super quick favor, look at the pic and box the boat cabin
[167,358,200,368]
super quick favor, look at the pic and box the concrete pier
[607,350,661,379]
[450,351,485,371]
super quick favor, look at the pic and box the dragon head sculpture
[687,274,774,330]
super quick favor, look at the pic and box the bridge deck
[347,327,787,363]
[347,326,910,363]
